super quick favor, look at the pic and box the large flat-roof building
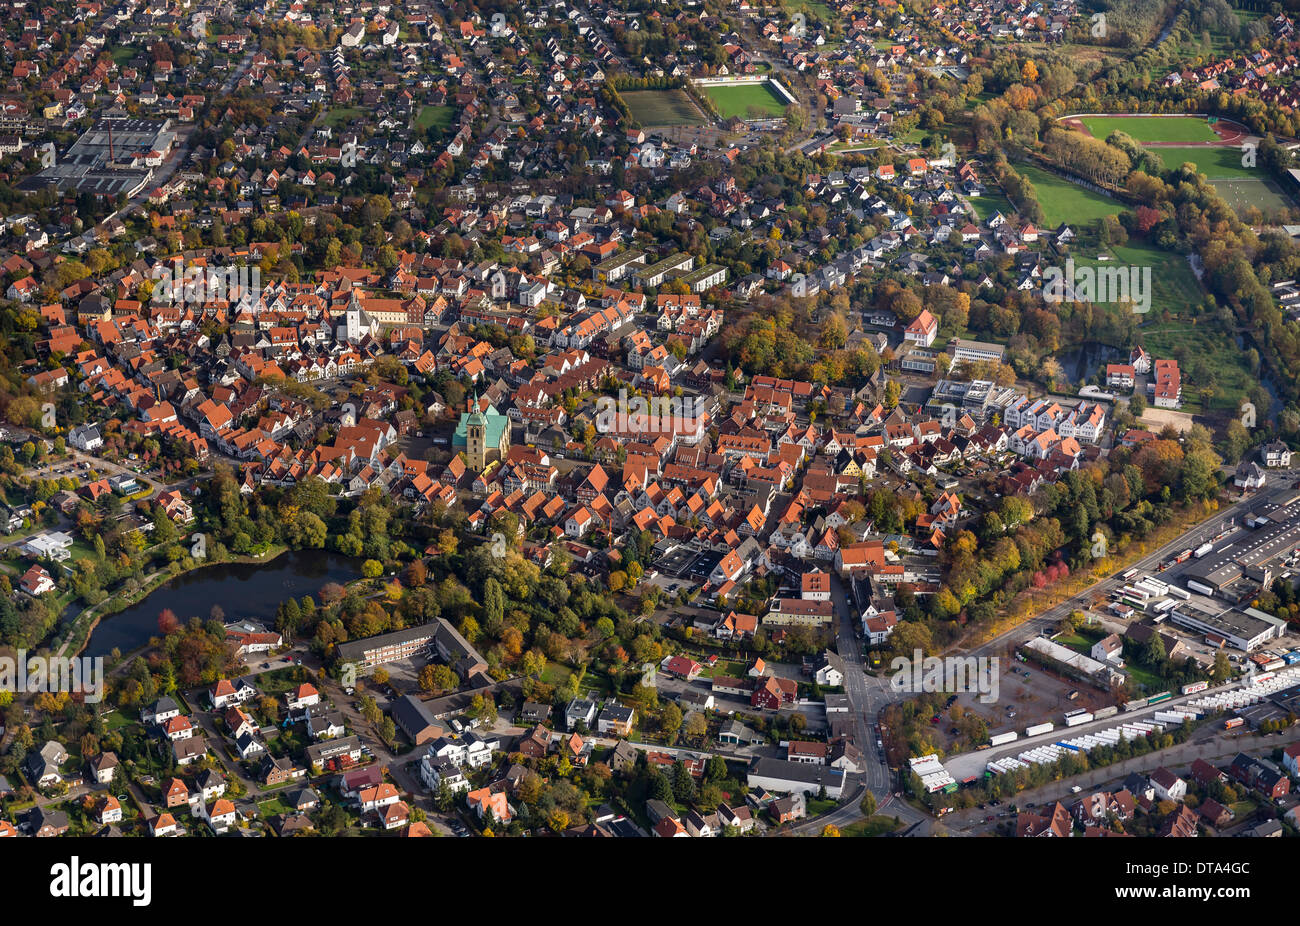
[1184,499,1300,595]
[20,118,172,199]
[746,757,845,798]
[1168,603,1286,652]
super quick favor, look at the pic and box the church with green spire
[454,392,510,472]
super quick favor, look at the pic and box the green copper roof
[453,402,509,449]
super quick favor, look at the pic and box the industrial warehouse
[1183,498,1300,600]
[1168,602,1288,653]
[19,116,173,198]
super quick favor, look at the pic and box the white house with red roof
[19,564,55,596]
[903,309,938,347]
[286,683,320,711]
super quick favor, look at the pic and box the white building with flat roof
[21,531,74,561]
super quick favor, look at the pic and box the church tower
[465,393,488,472]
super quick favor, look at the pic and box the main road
[962,479,1300,661]
[790,573,933,834]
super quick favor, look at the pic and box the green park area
[623,89,708,127]
[701,82,790,120]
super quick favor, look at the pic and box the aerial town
[0,0,1298,852]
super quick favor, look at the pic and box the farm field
[623,89,708,127]
[701,82,789,120]
[1077,115,1219,143]
[1017,163,1127,226]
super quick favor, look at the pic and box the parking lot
[924,657,1106,750]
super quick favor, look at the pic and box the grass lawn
[1140,318,1255,412]
[1053,632,1096,654]
[67,539,101,564]
[103,710,135,732]
[1064,240,1202,319]
[1077,115,1218,144]
[257,796,293,817]
[895,127,929,146]
[1017,163,1127,226]
[256,667,310,696]
[970,192,1013,221]
[623,89,707,127]
[701,82,789,120]
[700,658,747,679]
[842,815,904,836]
[539,663,571,687]
[110,46,138,66]
[322,108,365,129]
[1123,663,1169,694]
[807,797,839,816]
[1229,800,1257,820]
[415,105,455,133]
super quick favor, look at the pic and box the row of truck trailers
[984,665,1300,774]
[984,685,1206,754]
[984,713,1196,775]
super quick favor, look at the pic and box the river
[80,550,362,658]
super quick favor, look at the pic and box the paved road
[948,724,1300,835]
[962,480,1300,662]
[790,573,934,835]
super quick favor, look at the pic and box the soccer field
[1077,115,1219,143]
[1211,178,1294,215]
[1156,146,1255,179]
[702,82,789,120]
[623,89,708,127]
[1153,147,1294,213]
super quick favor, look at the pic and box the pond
[80,550,362,658]
[1052,342,1126,386]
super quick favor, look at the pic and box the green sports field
[1157,146,1294,214]
[1211,178,1294,215]
[623,89,708,127]
[1077,115,1219,143]
[701,82,789,120]
[1016,163,1126,226]
[1157,146,1254,179]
